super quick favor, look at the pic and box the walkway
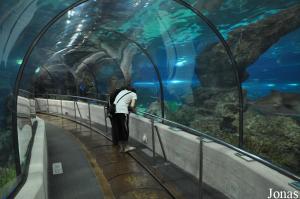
[41,114,173,199]
[45,119,105,199]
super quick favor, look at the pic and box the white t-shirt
[114,89,137,114]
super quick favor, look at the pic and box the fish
[251,90,300,117]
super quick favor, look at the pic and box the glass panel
[27,1,163,113]
[183,0,300,176]
[178,0,300,176]
[20,1,162,137]
[131,51,161,115]
[0,122,16,198]
[118,1,240,145]
[25,1,104,98]
[17,1,239,198]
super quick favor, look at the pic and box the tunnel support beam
[96,27,166,119]
[173,0,244,148]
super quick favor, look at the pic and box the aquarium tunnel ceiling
[1,0,299,95]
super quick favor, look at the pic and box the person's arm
[129,99,136,113]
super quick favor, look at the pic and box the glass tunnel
[0,0,300,198]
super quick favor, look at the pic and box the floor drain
[52,162,64,175]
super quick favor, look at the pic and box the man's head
[124,85,136,93]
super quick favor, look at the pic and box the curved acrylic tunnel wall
[0,0,82,197]
[186,0,300,174]
[20,0,241,142]
[184,0,300,175]
[0,0,299,197]
[134,1,241,145]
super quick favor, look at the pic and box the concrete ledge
[36,99,111,128]
[129,114,298,199]
[16,117,48,199]
[17,96,31,115]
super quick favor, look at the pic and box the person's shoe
[119,144,125,153]
[124,146,136,152]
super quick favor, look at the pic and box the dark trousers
[111,113,129,145]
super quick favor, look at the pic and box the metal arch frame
[40,28,124,98]
[36,0,245,146]
[172,0,244,148]
[12,0,243,181]
[155,13,179,80]
[1,0,37,179]
[37,43,121,98]
[12,1,167,181]
[77,48,121,98]
[67,48,120,98]
[11,0,90,195]
[55,25,166,117]
[51,43,99,51]
[55,27,164,111]
[1,0,36,63]
[94,27,166,119]
[11,3,245,168]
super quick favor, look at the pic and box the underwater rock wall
[243,108,300,173]
[183,4,300,174]
[165,88,300,175]
[196,4,300,87]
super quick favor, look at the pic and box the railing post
[74,97,77,129]
[104,106,108,134]
[154,126,167,162]
[60,96,63,127]
[88,101,92,135]
[77,101,82,132]
[46,93,49,113]
[198,137,203,199]
[151,118,156,164]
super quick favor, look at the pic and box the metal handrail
[35,99,42,111]
[75,101,83,119]
[33,93,300,181]
[36,93,107,105]
[19,89,33,95]
[154,125,167,162]
[135,111,300,181]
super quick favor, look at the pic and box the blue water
[132,25,300,102]
[243,27,300,100]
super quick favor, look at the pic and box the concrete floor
[40,114,229,199]
[45,120,104,199]
[41,114,173,199]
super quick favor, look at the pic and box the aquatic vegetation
[164,89,300,175]
[243,109,300,174]
[0,130,14,168]
[0,166,16,195]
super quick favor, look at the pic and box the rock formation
[253,91,300,116]
[196,4,300,87]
